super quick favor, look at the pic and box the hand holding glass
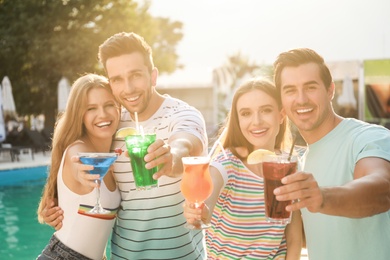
[180,156,213,229]
[78,153,117,215]
[125,134,158,190]
[262,154,297,224]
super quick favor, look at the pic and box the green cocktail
[125,134,158,190]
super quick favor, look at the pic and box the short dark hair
[273,48,333,94]
[98,32,154,73]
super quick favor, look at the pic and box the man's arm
[144,132,204,179]
[276,157,390,218]
[168,132,204,177]
[41,198,63,230]
[319,157,390,217]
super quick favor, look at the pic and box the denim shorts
[36,235,94,260]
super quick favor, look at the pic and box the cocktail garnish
[247,149,275,164]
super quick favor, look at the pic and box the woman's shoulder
[213,148,243,165]
[64,140,87,158]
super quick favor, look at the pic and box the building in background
[363,59,390,128]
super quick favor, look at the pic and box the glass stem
[95,179,101,208]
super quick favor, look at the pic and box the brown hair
[37,74,114,223]
[273,48,333,94]
[98,32,154,73]
[223,78,290,160]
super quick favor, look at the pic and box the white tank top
[55,145,121,260]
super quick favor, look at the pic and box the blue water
[0,168,53,259]
[0,166,112,259]
[0,166,48,186]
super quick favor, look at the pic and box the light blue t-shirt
[302,118,390,260]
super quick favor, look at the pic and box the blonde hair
[37,73,113,223]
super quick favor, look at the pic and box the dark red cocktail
[262,155,297,224]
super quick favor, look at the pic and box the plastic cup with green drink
[125,133,158,190]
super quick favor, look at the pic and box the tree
[0,0,183,127]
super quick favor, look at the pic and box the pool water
[0,178,53,259]
[0,167,112,259]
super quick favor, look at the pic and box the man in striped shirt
[99,32,208,259]
[43,32,208,259]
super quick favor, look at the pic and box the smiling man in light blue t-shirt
[273,48,390,260]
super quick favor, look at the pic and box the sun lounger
[23,129,50,155]
[0,144,34,162]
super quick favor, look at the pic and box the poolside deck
[0,150,50,171]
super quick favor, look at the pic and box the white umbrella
[0,83,6,142]
[1,76,17,118]
[57,77,71,113]
[337,75,357,108]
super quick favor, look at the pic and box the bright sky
[148,0,390,86]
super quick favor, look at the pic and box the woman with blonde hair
[37,73,121,260]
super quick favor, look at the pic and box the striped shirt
[110,95,208,260]
[206,150,287,260]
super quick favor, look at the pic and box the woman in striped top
[184,78,303,259]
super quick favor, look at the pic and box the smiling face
[83,88,119,140]
[106,52,159,120]
[280,62,335,143]
[236,89,285,151]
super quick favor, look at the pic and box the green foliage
[0,0,183,127]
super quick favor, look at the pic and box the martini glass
[78,152,118,214]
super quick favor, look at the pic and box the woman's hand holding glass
[183,201,211,230]
[71,155,100,188]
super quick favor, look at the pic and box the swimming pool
[0,167,53,259]
[0,166,49,186]
[0,165,112,259]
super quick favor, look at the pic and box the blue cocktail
[78,153,118,214]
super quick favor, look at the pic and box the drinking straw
[287,134,297,161]
[208,127,228,159]
[134,112,140,132]
[270,135,297,218]
[218,140,228,159]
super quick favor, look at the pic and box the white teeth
[96,121,111,127]
[126,95,139,102]
[297,108,313,114]
[252,129,266,134]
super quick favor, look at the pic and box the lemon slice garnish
[115,127,138,138]
[247,149,276,164]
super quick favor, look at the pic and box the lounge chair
[0,143,34,162]
[24,129,50,155]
